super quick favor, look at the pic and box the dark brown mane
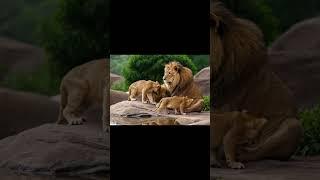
[210,1,268,100]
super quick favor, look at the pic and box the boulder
[110,100,209,125]
[0,123,109,176]
[212,156,320,180]
[110,73,123,85]
[0,88,59,138]
[0,37,45,79]
[110,90,128,105]
[194,67,210,96]
[268,17,320,108]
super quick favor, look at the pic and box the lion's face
[163,62,181,91]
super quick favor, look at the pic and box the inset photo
[110,55,210,125]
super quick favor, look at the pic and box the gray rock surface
[268,17,320,108]
[0,123,109,176]
[110,90,128,105]
[110,100,209,125]
[0,88,59,139]
[211,156,320,180]
[194,67,210,96]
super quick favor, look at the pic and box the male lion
[211,110,267,169]
[210,1,302,162]
[57,59,110,132]
[163,61,204,112]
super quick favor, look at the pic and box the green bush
[203,96,210,111]
[122,55,197,87]
[296,105,320,156]
[111,80,128,92]
[41,0,110,79]
[189,55,209,71]
[0,61,60,96]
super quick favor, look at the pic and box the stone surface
[194,67,210,96]
[0,88,59,139]
[211,156,320,180]
[110,90,128,105]
[0,123,109,176]
[110,73,123,85]
[268,17,320,108]
[110,100,209,125]
[0,37,45,80]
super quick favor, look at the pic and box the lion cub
[211,110,267,169]
[154,96,194,115]
[128,80,161,104]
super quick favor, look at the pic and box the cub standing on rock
[56,59,110,132]
[211,110,267,169]
[128,80,161,104]
[154,96,194,115]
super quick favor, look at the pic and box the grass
[0,61,60,96]
[111,80,128,92]
[203,96,210,111]
[296,105,320,156]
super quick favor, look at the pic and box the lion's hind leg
[63,89,87,125]
[185,99,204,113]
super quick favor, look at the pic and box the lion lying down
[56,59,109,132]
[210,1,302,163]
[163,61,204,113]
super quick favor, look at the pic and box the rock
[211,156,320,180]
[0,37,45,80]
[0,88,59,139]
[194,67,210,96]
[110,73,123,85]
[0,123,109,176]
[110,100,209,125]
[270,17,320,52]
[268,18,320,108]
[110,90,128,105]
[50,94,60,102]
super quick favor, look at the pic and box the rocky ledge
[110,100,210,125]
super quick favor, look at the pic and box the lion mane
[210,1,302,162]
[163,61,204,112]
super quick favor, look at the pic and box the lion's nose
[163,76,166,80]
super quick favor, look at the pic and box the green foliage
[224,0,280,45]
[203,96,210,111]
[0,61,60,96]
[0,0,58,44]
[111,80,128,92]
[122,55,197,87]
[188,55,209,71]
[41,0,110,79]
[110,55,129,75]
[296,105,320,156]
[267,0,320,33]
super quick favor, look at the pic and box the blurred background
[0,0,109,96]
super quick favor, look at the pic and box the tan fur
[153,84,170,103]
[154,96,194,115]
[211,111,267,169]
[56,59,109,132]
[210,1,302,162]
[163,61,204,112]
[128,80,161,104]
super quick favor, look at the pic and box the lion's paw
[68,117,85,125]
[228,161,245,169]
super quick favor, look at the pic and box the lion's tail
[57,85,67,124]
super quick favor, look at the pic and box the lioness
[56,59,109,131]
[211,110,267,169]
[154,96,194,115]
[163,61,204,112]
[128,80,161,104]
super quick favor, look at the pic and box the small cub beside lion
[154,96,194,115]
[128,80,161,104]
[211,110,267,169]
